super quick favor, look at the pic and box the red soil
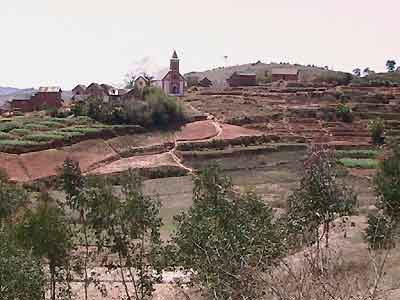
[87,153,178,176]
[64,139,119,172]
[0,153,30,182]
[20,149,67,181]
[218,124,263,140]
[177,120,218,141]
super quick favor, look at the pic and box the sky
[0,0,399,89]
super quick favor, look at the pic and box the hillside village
[1,50,400,300]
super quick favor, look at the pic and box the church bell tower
[170,50,179,73]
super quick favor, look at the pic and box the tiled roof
[271,68,299,75]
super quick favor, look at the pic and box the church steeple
[170,50,179,72]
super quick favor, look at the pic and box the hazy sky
[1,0,399,89]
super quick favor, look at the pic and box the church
[155,50,185,96]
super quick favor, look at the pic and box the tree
[386,60,396,72]
[60,158,91,300]
[363,67,371,76]
[0,230,45,300]
[125,72,137,89]
[172,163,285,299]
[15,195,74,300]
[353,68,361,77]
[88,171,163,300]
[365,146,400,265]
[286,147,357,249]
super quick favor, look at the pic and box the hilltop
[184,61,350,87]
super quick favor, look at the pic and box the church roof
[172,50,178,59]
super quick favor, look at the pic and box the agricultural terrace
[0,114,143,153]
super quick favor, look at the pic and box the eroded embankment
[0,120,279,183]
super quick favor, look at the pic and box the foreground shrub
[366,147,400,249]
[172,163,285,299]
[0,231,46,300]
[365,214,395,249]
[287,147,357,249]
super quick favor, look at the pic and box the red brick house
[227,72,257,87]
[271,68,299,82]
[10,87,63,112]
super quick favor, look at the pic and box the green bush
[368,118,385,145]
[336,102,353,122]
[0,122,21,132]
[339,158,379,169]
[72,88,186,128]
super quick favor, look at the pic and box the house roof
[271,68,299,75]
[87,83,103,90]
[162,70,186,82]
[38,87,62,93]
[135,75,150,82]
[72,84,87,91]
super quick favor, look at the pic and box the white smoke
[127,56,169,80]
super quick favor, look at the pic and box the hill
[184,61,351,88]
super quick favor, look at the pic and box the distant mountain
[0,88,35,107]
[0,87,30,96]
[0,88,73,108]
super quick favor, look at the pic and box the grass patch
[339,158,379,169]
[60,126,105,134]
[24,123,50,131]
[0,132,14,140]
[9,128,33,136]
[0,139,41,146]
[25,133,65,142]
[336,149,379,159]
[37,121,65,128]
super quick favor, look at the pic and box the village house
[199,77,213,88]
[154,50,186,96]
[227,72,257,87]
[73,83,126,102]
[134,75,150,90]
[72,84,86,96]
[10,87,63,112]
[271,68,299,82]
